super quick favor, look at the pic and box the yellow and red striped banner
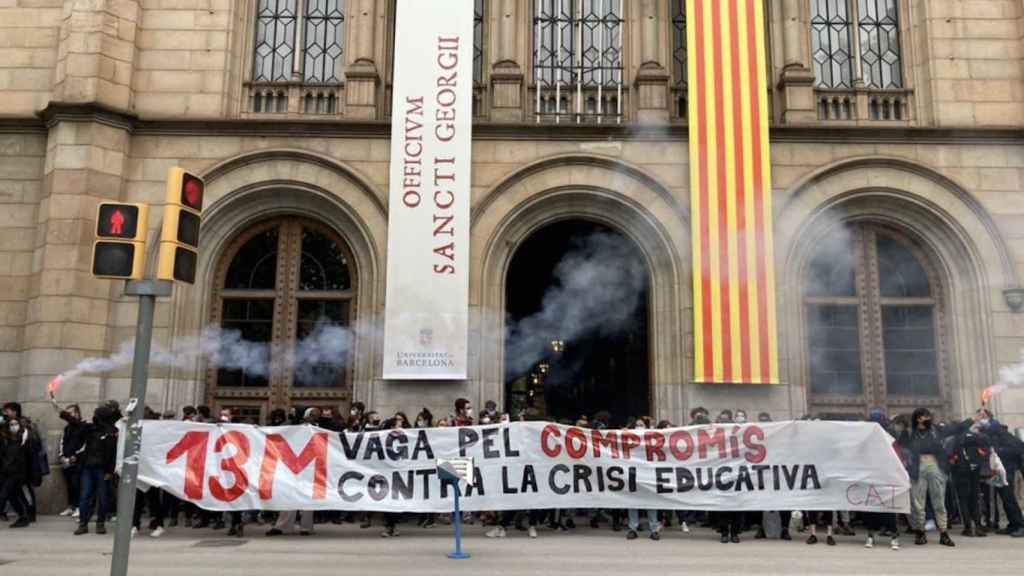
[687,0,778,384]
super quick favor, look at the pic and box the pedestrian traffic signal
[158,167,204,284]
[92,202,149,280]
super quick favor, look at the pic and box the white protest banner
[135,421,910,513]
[382,0,474,380]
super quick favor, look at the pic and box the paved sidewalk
[1,517,1022,576]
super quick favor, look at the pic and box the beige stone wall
[0,132,45,402]
[0,0,61,115]
[913,0,1024,127]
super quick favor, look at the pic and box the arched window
[803,223,947,419]
[208,217,355,422]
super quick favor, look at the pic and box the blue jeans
[628,509,660,532]
[79,466,109,526]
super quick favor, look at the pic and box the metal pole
[110,279,172,576]
[447,483,470,560]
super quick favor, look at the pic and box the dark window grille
[671,1,687,118]
[303,0,345,83]
[857,0,902,89]
[810,0,853,89]
[254,0,298,82]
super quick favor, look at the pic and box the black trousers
[953,468,981,528]
[499,510,542,528]
[717,511,743,536]
[132,489,165,529]
[63,465,81,509]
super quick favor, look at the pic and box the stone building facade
[2,0,1024,492]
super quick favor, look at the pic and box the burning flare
[47,374,63,397]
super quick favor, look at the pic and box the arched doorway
[801,221,950,419]
[206,216,356,423]
[503,220,651,426]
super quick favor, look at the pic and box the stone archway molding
[151,149,388,412]
[471,154,691,423]
[778,155,1016,417]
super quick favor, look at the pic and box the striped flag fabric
[687,0,778,384]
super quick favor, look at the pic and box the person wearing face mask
[948,410,993,538]
[734,409,748,424]
[453,398,474,427]
[75,406,117,535]
[51,400,86,518]
[716,410,734,424]
[363,411,383,432]
[981,416,1024,537]
[0,416,31,528]
[625,418,662,541]
[898,407,975,546]
[483,400,498,422]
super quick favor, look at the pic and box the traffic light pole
[110,279,172,576]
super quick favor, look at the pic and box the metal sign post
[110,279,173,576]
[437,458,474,560]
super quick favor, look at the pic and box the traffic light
[158,167,204,284]
[91,203,149,279]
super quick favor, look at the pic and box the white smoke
[52,320,354,392]
[984,355,1024,403]
[503,232,648,377]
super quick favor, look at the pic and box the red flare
[47,375,62,396]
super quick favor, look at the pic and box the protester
[453,398,474,426]
[52,400,86,518]
[0,414,31,528]
[267,408,320,537]
[75,406,117,535]
[899,407,976,546]
[948,414,992,537]
[983,417,1024,537]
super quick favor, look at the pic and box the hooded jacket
[898,410,973,482]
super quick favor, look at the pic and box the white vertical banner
[383,0,474,380]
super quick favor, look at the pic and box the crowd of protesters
[2,396,1023,550]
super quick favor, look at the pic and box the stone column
[634,0,670,123]
[21,106,135,422]
[52,0,138,110]
[778,0,816,123]
[490,0,524,122]
[345,0,380,119]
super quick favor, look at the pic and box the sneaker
[226,526,237,537]
[781,529,792,541]
[60,507,75,517]
[720,533,729,544]
[151,527,165,538]
[890,538,900,550]
[826,535,836,546]
[865,536,874,548]
[914,532,927,545]
[528,526,538,539]
[681,521,690,533]
[486,527,506,538]
[627,530,639,540]
[72,509,80,519]
[96,523,107,535]
[939,532,955,547]
[265,528,283,537]
[650,530,661,541]
[131,527,138,539]
[380,527,396,538]
[423,517,436,529]
[924,520,936,532]
[806,535,818,545]
[74,525,89,535]
[1011,528,1024,538]
[730,534,740,544]
[10,518,30,529]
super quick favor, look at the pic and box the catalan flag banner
[687,0,778,384]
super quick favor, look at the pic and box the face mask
[350,409,358,416]
[979,418,990,428]
[501,415,510,423]
[635,424,646,430]
[416,420,425,427]
[735,415,747,424]
[466,408,474,417]
[480,418,491,424]
[10,423,20,434]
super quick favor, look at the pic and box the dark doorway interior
[504,220,650,427]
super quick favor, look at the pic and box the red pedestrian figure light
[109,209,125,236]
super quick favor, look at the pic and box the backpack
[27,425,49,487]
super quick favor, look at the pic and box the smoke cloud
[983,355,1024,403]
[50,320,354,394]
[503,232,648,377]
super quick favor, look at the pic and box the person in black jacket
[898,407,976,547]
[983,419,1024,537]
[0,416,31,528]
[74,406,118,535]
[948,419,992,537]
[51,399,87,517]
